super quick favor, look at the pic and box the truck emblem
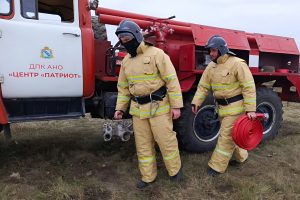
[40,47,54,59]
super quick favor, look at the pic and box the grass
[0,103,300,199]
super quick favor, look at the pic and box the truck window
[21,0,37,19]
[0,0,11,15]
[21,0,74,23]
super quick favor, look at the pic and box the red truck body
[96,7,300,96]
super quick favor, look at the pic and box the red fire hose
[232,113,266,150]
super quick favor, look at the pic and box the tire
[90,16,107,118]
[92,16,107,40]
[256,87,283,141]
[174,92,220,153]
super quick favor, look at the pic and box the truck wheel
[174,92,220,153]
[256,87,283,141]
[92,16,107,40]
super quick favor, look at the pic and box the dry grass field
[0,102,299,200]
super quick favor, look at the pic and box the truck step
[3,97,84,122]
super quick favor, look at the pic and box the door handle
[63,32,80,37]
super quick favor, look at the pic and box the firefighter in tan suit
[192,35,257,176]
[114,20,183,188]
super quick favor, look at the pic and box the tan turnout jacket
[116,42,183,119]
[192,54,256,117]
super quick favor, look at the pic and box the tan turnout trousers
[133,113,181,182]
[208,114,248,173]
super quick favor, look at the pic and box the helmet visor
[117,32,134,40]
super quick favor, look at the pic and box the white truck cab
[0,0,83,98]
[0,0,99,135]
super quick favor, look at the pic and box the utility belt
[132,86,167,105]
[216,94,243,106]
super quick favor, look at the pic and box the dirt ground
[0,102,299,200]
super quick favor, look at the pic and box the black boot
[229,159,248,167]
[170,167,183,182]
[207,167,220,177]
[136,180,152,189]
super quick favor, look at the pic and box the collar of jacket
[136,41,148,55]
[216,54,230,64]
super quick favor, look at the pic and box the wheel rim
[256,102,276,134]
[193,105,220,142]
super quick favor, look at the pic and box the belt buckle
[224,98,229,105]
[151,93,163,101]
[134,96,140,104]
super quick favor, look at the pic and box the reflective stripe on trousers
[133,113,181,182]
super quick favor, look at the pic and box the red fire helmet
[232,114,265,150]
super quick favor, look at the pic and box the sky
[99,0,300,49]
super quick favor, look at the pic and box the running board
[3,97,84,123]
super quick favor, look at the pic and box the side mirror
[89,0,98,10]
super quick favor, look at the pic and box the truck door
[0,0,83,98]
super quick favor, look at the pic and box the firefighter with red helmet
[114,20,183,188]
[192,35,257,176]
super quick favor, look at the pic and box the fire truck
[0,0,299,153]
